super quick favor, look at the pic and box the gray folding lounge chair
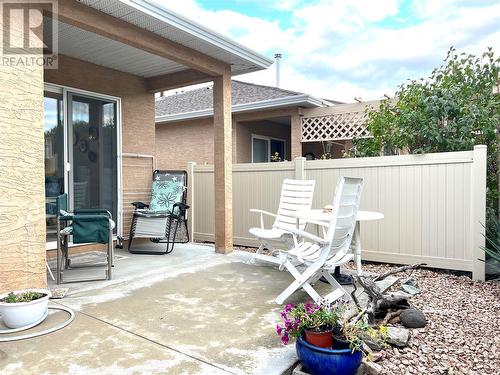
[128,170,189,254]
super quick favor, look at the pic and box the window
[43,85,120,245]
[251,135,286,163]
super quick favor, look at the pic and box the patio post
[186,162,196,241]
[291,113,303,159]
[213,70,233,253]
[0,10,46,292]
[294,157,306,180]
[471,145,487,281]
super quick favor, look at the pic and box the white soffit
[58,21,186,77]
[75,0,273,76]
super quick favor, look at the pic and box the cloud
[153,0,500,102]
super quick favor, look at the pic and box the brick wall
[155,114,295,168]
[156,118,214,170]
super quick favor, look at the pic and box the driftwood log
[353,263,426,323]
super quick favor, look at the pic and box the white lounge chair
[274,177,363,305]
[249,179,316,266]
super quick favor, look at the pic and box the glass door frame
[44,83,123,249]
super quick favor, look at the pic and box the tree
[349,47,500,216]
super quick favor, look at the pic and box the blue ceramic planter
[296,336,362,375]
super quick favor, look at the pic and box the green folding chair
[56,194,114,284]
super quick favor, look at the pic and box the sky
[152,0,500,103]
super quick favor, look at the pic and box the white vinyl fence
[187,145,487,280]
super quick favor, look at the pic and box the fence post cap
[473,145,487,150]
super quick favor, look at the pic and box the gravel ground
[355,263,500,375]
[235,246,500,375]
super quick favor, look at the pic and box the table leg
[324,221,362,285]
[354,221,363,275]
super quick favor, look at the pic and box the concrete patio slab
[0,243,337,375]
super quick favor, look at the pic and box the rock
[364,337,384,352]
[401,283,421,295]
[355,362,366,375]
[387,326,410,347]
[388,315,401,324]
[50,287,69,299]
[362,342,374,354]
[400,309,427,328]
[401,278,422,296]
[362,359,382,375]
[374,276,400,293]
[371,351,384,362]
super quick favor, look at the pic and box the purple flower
[276,324,283,335]
[284,303,294,313]
[281,331,289,345]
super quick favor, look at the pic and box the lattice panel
[301,111,371,142]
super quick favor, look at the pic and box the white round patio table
[291,209,384,278]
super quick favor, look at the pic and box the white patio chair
[274,177,363,305]
[249,179,316,266]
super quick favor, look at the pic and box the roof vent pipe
[274,53,282,88]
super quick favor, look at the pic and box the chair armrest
[249,209,277,218]
[74,209,112,218]
[172,202,189,218]
[290,211,330,228]
[131,201,149,209]
[275,223,328,245]
[250,209,277,229]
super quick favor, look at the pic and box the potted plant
[0,288,51,329]
[276,301,341,348]
[276,301,386,375]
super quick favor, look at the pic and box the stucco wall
[44,55,155,237]
[0,16,46,292]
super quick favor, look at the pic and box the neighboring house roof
[70,0,273,77]
[156,80,328,123]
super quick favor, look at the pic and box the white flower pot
[0,289,51,329]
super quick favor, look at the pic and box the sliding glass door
[43,87,119,243]
[68,93,117,219]
[44,92,65,242]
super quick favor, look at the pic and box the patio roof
[155,80,327,123]
[52,0,273,79]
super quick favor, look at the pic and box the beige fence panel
[188,146,487,280]
[191,162,296,246]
